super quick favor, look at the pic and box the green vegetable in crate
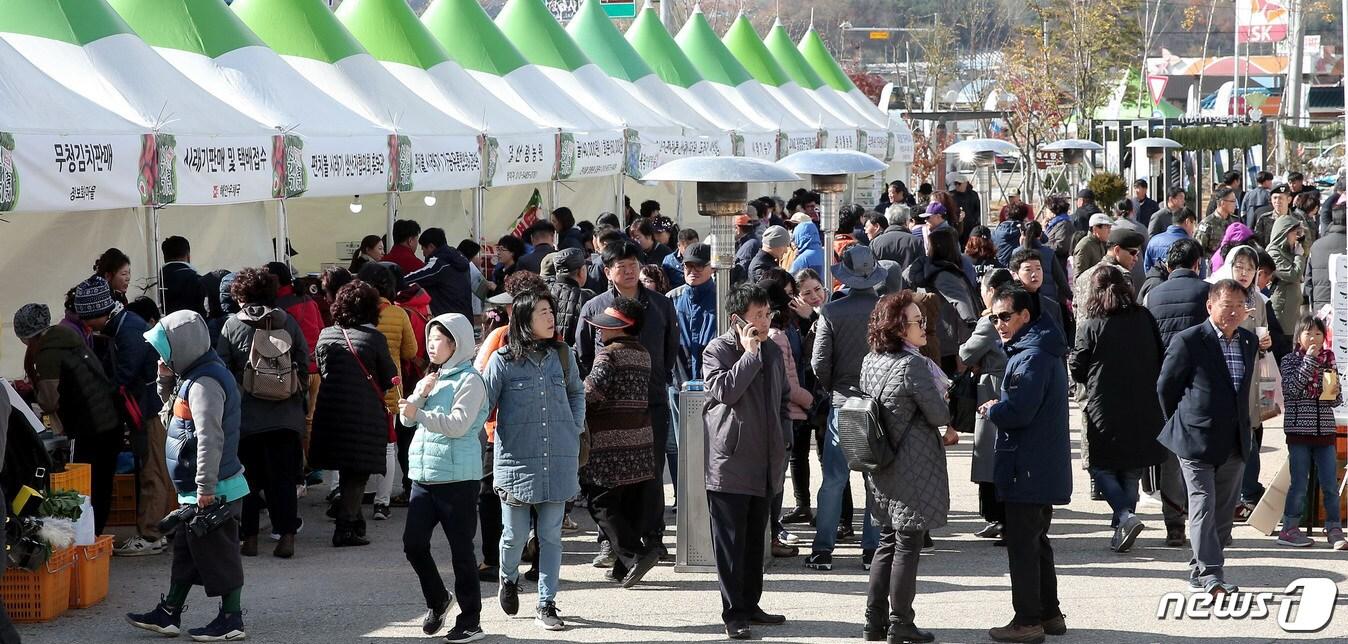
[38,489,84,522]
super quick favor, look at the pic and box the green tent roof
[0,0,136,46]
[1096,68,1183,119]
[722,15,791,88]
[763,19,824,91]
[231,0,366,64]
[797,27,855,92]
[495,0,591,73]
[109,0,264,58]
[565,0,653,83]
[674,7,752,87]
[335,0,449,70]
[421,0,527,76]
[626,4,705,89]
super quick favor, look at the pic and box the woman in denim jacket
[482,290,585,631]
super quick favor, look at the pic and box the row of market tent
[0,0,913,215]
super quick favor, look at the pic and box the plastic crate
[0,546,75,623]
[69,535,114,609]
[49,463,92,497]
[108,473,137,527]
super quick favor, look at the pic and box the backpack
[836,386,897,472]
[241,312,299,401]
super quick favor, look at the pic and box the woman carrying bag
[859,291,956,644]
[310,281,397,547]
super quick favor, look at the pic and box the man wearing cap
[548,248,596,347]
[734,212,762,276]
[661,228,700,288]
[806,246,889,572]
[667,243,720,500]
[949,173,982,244]
[1074,229,1146,312]
[1196,187,1239,256]
[576,241,680,553]
[1251,184,1291,248]
[751,226,792,282]
[1071,189,1101,234]
[1072,213,1114,278]
[914,201,953,244]
[871,205,924,272]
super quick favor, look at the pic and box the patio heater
[1040,138,1105,197]
[641,156,800,573]
[1128,137,1182,194]
[942,138,1020,227]
[777,150,888,290]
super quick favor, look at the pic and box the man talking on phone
[702,284,791,639]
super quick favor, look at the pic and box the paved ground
[21,403,1348,643]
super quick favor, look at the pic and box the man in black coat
[1156,280,1257,595]
[1142,239,1209,348]
[1307,202,1345,309]
[516,222,557,275]
[161,235,205,316]
[1130,179,1160,229]
[870,205,924,274]
[405,228,472,319]
[576,241,679,549]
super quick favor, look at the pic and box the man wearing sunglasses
[977,286,1072,643]
[1073,229,1146,311]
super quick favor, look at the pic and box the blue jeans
[667,385,681,501]
[500,500,564,605]
[812,408,879,553]
[1282,444,1342,529]
[1088,467,1142,528]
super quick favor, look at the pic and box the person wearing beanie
[750,226,792,283]
[1074,228,1146,314]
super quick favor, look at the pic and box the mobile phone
[730,314,747,332]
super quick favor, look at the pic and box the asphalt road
[20,404,1348,643]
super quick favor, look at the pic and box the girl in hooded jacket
[398,313,490,642]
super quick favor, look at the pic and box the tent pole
[549,181,560,216]
[615,174,625,223]
[276,199,291,269]
[148,206,164,309]
[675,182,684,226]
[386,192,396,250]
[474,187,485,246]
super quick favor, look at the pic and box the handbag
[1256,352,1283,421]
[1321,370,1340,402]
[948,370,978,434]
[342,328,395,443]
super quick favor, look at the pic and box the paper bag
[1247,457,1292,536]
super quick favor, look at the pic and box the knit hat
[762,225,791,249]
[13,303,51,341]
[74,276,116,320]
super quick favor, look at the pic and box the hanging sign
[0,131,144,213]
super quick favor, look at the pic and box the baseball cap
[788,212,812,226]
[947,173,968,185]
[551,247,586,272]
[917,201,947,221]
[1006,188,1021,198]
[682,242,711,267]
[586,305,637,330]
[1077,188,1095,200]
[1088,213,1113,228]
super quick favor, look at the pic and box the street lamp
[777,150,888,290]
[644,156,801,334]
[1041,138,1105,196]
[1127,137,1182,192]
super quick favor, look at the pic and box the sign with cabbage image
[139,133,177,207]
[388,135,413,192]
[0,132,18,212]
[272,133,307,199]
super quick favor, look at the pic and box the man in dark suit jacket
[1156,279,1257,596]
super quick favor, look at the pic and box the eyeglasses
[987,311,1017,324]
[903,316,928,328]
[1124,248,1140,256]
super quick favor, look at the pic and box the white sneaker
[114,535,167,557]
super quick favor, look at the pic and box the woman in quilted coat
[859,291,954,644]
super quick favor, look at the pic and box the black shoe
[498,579,520,616]
[888,621,936,644]
[864,608,888,641]
[621,549,661,588]
[782,506,814,524]
[422,596,454,635]
[1090,479,1103,501]
[1164,527,1187,547]
[524,566,540,582]
[1116,517,1144,553]
[922,533,934,549]
[126,596,184,636]
[332,520,370,547]
[748,609,785,625]
[187,609,246,642]
[993,538,1007,547]
[657,543,672,562]
[836,525,855,541]
[1042,613,1067,636]
[389,492,410,508]
[862,549,875,571]
[353,518,367,538]
[325,502,339,519]
[975,522,1003,539]
[444,625,486,643]
[804,552,833,570]
[372,504,391,521]
[725,622,751,640]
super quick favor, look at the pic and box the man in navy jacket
[1156,279,1257,595]
[979,286,1071,643]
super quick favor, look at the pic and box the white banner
[864,130,891,162]
[781,131,821,157]
[558,131,624,181]
[400,135,482,193]
[824,129,858,153]
[484,133,558,187]
[735,131,779,161]
[2,132,143,213]
[297,135,392,199]
[170,134,277,205]
[627,131,731,180]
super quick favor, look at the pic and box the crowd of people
[4,171,1344,643]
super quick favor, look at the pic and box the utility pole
[1279,0,1307,171]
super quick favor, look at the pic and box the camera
[158,499,234,537]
